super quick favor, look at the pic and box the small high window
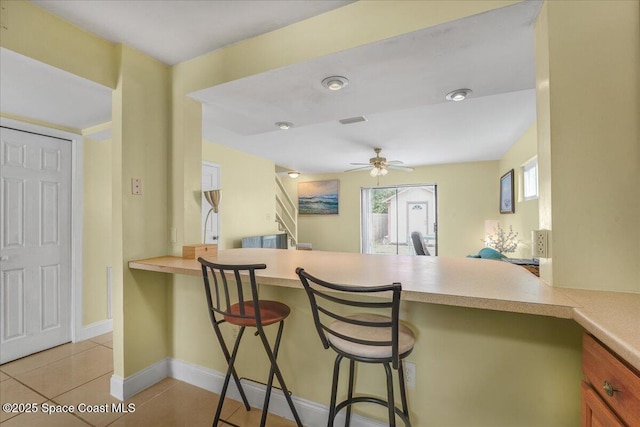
[523,157,538,200]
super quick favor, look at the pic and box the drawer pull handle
[603,380,619,396]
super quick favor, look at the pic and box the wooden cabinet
[581,333,640,427]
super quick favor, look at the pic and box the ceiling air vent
[339,116,367,125]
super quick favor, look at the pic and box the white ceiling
[0,48,112,133]
[1,1,541,173]
[193,0,540,173]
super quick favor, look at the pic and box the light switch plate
[131,177,142,195]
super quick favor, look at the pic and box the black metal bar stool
[198,258,303,427]
[296,267,415,427]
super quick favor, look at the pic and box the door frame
[202,161,221,245]
[1,117,103,344]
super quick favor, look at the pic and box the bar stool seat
[225,301,291,327]
[328,313,415,359]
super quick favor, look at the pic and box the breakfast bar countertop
[129,248,640,371]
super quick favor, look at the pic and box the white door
[0,127,72,363]
[202,162,220,244]
[407,202,428,237]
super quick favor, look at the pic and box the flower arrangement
[485,224,519,254]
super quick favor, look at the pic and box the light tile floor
[0,333,297,426]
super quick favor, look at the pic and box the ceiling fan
[345,148,414,177]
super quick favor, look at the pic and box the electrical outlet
[131,177,142,195]
[532,229,549,258]
[404,361,416,389]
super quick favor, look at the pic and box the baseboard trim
[110,357,169,401]
[169,358,386,427]
[110,356,386,426]
[73,319,113,342]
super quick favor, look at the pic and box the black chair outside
[296,268,415,427]
[198,258,303,427]
[410,231,430,256]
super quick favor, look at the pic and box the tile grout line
[0,341,102,378]
[102,380,184,427]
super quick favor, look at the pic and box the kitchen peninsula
[130,248,640,372]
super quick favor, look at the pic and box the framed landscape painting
[298,180,339,215]
[500,169,515,214]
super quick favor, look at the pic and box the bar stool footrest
[334,396,411,426]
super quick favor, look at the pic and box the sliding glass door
[361,185,437,255]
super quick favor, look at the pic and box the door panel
[2,268,25,340]
[3,178,25,248]
[0,126,72,363]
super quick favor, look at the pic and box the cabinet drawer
[581,382,625,427]
[582,333,640,426]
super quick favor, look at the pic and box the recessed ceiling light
[275,121,293,130]
[322,76,349,91]
[287,171,300,179]
[446,89,472,102]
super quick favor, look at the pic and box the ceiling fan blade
[388,165,414,172]
[344,166,373,172]
[349,162,372,166]
[387,160,404,165]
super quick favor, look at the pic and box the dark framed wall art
[500,169,515,214]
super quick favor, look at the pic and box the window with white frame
[523,157,538,200]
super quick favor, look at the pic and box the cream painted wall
[533,2,553,284]
[283,161,498,257]
[0,0,117,88]
[202,140,280,249]
[82,137,113,325]
[0,112,81,135]
[170,140,280,365]
[536,1,640,292]
[111,45,171,376]
[498,124,539,258]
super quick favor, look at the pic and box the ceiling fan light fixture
[380,167,389,176]
[370,167,379,177]
[287,171,300,178]
[446,88,472,102]
[322,76,349,91]
[275,121,293,130]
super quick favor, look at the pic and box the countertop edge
[572,307,640,372]
[128,256,640,371]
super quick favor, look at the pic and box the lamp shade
[204,189,221,213]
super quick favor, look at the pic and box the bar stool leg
[256,325,304,427]
[328,354,343,427]
[259,321,285,427]
[398,360,410,422]
[213,327,246,427]
[211,322,251,410]
[383,362,396,427]
[345,359,355,427]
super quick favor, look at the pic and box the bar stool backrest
[198,258,267,327]
[296,267,402,369]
